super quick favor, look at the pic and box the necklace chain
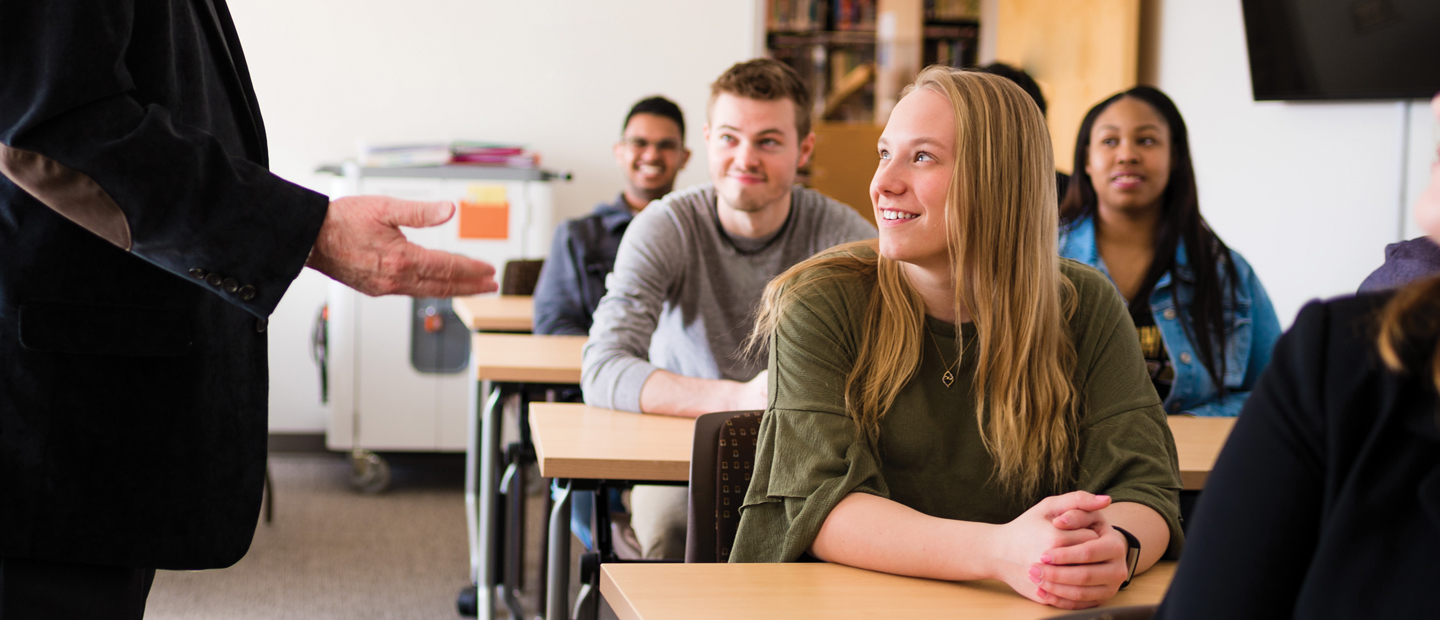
[926,329,965,388]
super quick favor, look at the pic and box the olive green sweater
[730,251,1184,563]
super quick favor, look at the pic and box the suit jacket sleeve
[0,0,328,317]
[1154,301,1330,618]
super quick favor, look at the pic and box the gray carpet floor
[143,452,516,620]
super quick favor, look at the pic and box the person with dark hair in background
[1154,91,1440,620]
[976,62,1070,200]
[1058,86,1281,418]
[533,96,690,336]
[532,96,690,558]
[0,0,498,615]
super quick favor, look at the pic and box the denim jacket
[1059,216,1281,416]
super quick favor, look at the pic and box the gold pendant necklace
[926,329,965,388]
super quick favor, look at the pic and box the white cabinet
[320,164,564,454]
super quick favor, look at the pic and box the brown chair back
[501,259,545,296]
[684,409,764,563]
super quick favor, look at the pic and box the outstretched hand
[307,196,499,297]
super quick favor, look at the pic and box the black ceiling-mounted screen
[1241,0,1440,101]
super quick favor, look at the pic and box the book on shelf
[925,0,979,21]
[769,0,828,31]
[833,0,875,31]
[767,0,875,32]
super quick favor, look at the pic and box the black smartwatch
[1113,525,1141,589]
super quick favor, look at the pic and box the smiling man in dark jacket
[533,96,690,336]
[0,1,497,615]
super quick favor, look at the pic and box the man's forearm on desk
[638,369,761,418]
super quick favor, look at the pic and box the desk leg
[547,480,572,620]
[469,379,502,620]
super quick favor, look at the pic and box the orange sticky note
[459,200,508,239]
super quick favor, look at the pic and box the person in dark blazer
[1154,92,1440,619]
[0,0,498,615]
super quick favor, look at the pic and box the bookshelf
[765,0,983,218]
[764,0,981,124]
[765,0,880,123]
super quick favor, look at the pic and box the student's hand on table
[307,196,499,297]
[733,370,768,411]
[988,491,1111,609]
[1029,495,1131,609]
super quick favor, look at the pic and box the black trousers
[0,557,154,620]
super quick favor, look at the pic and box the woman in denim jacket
[1058,86,1281,417]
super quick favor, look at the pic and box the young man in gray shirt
[581,59,877,559]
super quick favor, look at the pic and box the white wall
[229,0,761,432]
[1146,1,1436,328]
[241,0,1438,432]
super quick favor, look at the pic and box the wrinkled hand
[1029,498,1130,610]
[307,196,498,297]
[988,491,1110,608]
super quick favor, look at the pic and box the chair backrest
[684,409,764,563]
[501,259,545,296]
[1046,605,1157,620]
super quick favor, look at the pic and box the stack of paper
[355,141,541,168]
[358,142,452,168]
[451,142,539,168]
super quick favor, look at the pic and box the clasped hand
[990,491,1130,610]
[307,196,499,297]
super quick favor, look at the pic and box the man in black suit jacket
[0,1,497,615]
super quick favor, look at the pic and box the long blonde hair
[751,67,1079,499]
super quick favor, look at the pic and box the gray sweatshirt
[581,183,877,412]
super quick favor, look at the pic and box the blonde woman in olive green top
[731,68,1183,612]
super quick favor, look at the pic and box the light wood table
[529,404,1233,620]
[453,294,534,332]
[602,561,1176,620]
[529,403,694,620]
[471,333,585,384]
[530,403,694,481]
[465,333,585,620]
[1168,416,1236,490]
[525,404,1233,489]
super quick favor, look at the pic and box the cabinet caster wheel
[349,449,391,494]
[456,584,478,617]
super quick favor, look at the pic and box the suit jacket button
[1162,308,1177,320]
[206,273,223,287]
[1179,352,1193,364]
[256,318,268,333]
[223,278,239,293]
[239,285,257,301]
[189,268,206,279]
